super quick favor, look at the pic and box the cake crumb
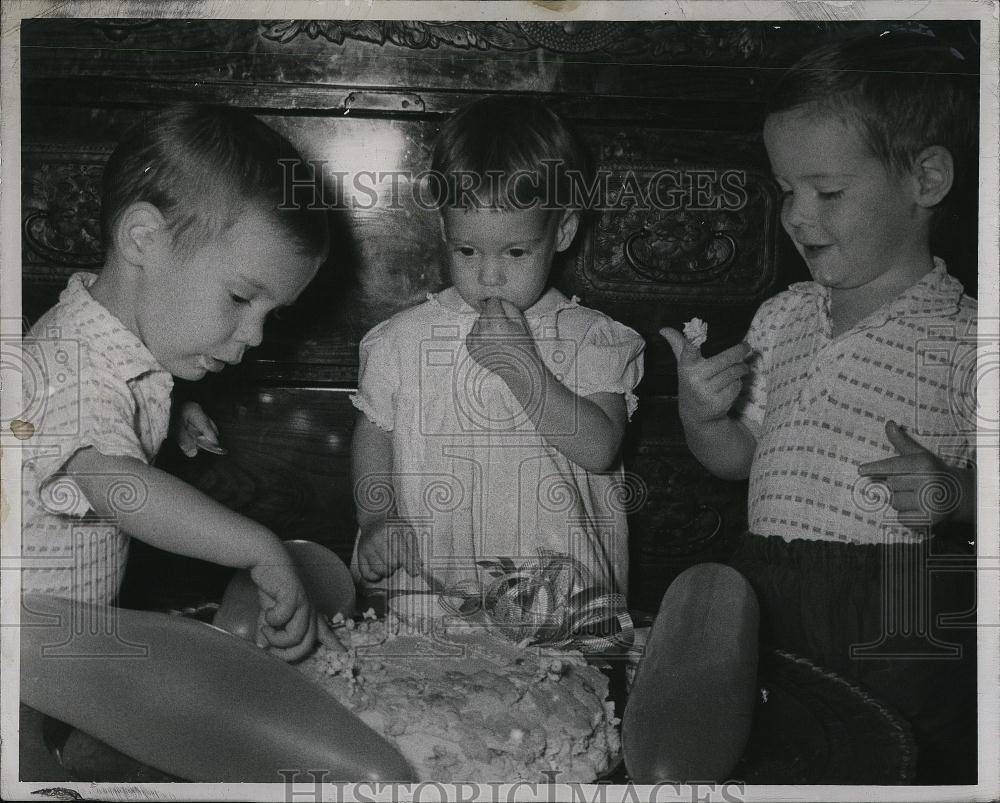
[683,317,709,347]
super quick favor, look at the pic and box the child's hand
[858,421,973,526]
[254,605,345,656]
[171,401,226,457]
[661,328,751,427]
[466,297,542,383]
[356,522,421,583]
[249,557,318,662]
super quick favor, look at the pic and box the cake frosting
[296,612,621,782]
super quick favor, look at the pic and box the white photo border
[2,2,997,801]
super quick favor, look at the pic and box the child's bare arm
[661,328,757,481]
[67,448,287,569]
[467,298,626,472]
[351,413,394,538]
[508,378,626,473]
[350,413,419,581]
[677,416,757,482]
[64,447,317,660]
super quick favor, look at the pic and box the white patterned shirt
[734,259,977,544]
[351,287,644,595]
[21,273,174,605]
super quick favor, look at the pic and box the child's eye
[230,293,250,305]
[818,189,844,200]
[507,248,528,258]
[456,246,475,257]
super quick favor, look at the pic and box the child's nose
[782,194,813,229]
[237,312,266,348]
[478,259,506,287]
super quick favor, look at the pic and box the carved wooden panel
[576,167,778,303]
[22,147,108,269]
[23,19,970,116]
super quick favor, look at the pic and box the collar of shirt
[61,272,171,383]
[786,257,964,332]
[430,286,580,320]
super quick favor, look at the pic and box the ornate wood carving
[255,19,958,66]
[19,154,778,306]
[260,20,532,51]
[258,20,776,61]
[22,150,109,271]
[260,20,780,61]
[578,165,778,303]
[21,18,951,66]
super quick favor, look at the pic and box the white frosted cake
[296,610,621,782]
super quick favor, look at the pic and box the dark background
[19,18,981,614]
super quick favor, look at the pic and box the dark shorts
[727,532,978,784]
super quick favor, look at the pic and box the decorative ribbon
[437,550,635,654]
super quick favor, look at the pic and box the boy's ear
[911,145,954,209]
[555,210,581,253]
[114,202,170,266]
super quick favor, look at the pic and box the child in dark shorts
[662,32,978,783]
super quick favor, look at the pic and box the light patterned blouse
[351,286,644,595]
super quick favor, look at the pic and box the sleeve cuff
[350,393,394,432]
